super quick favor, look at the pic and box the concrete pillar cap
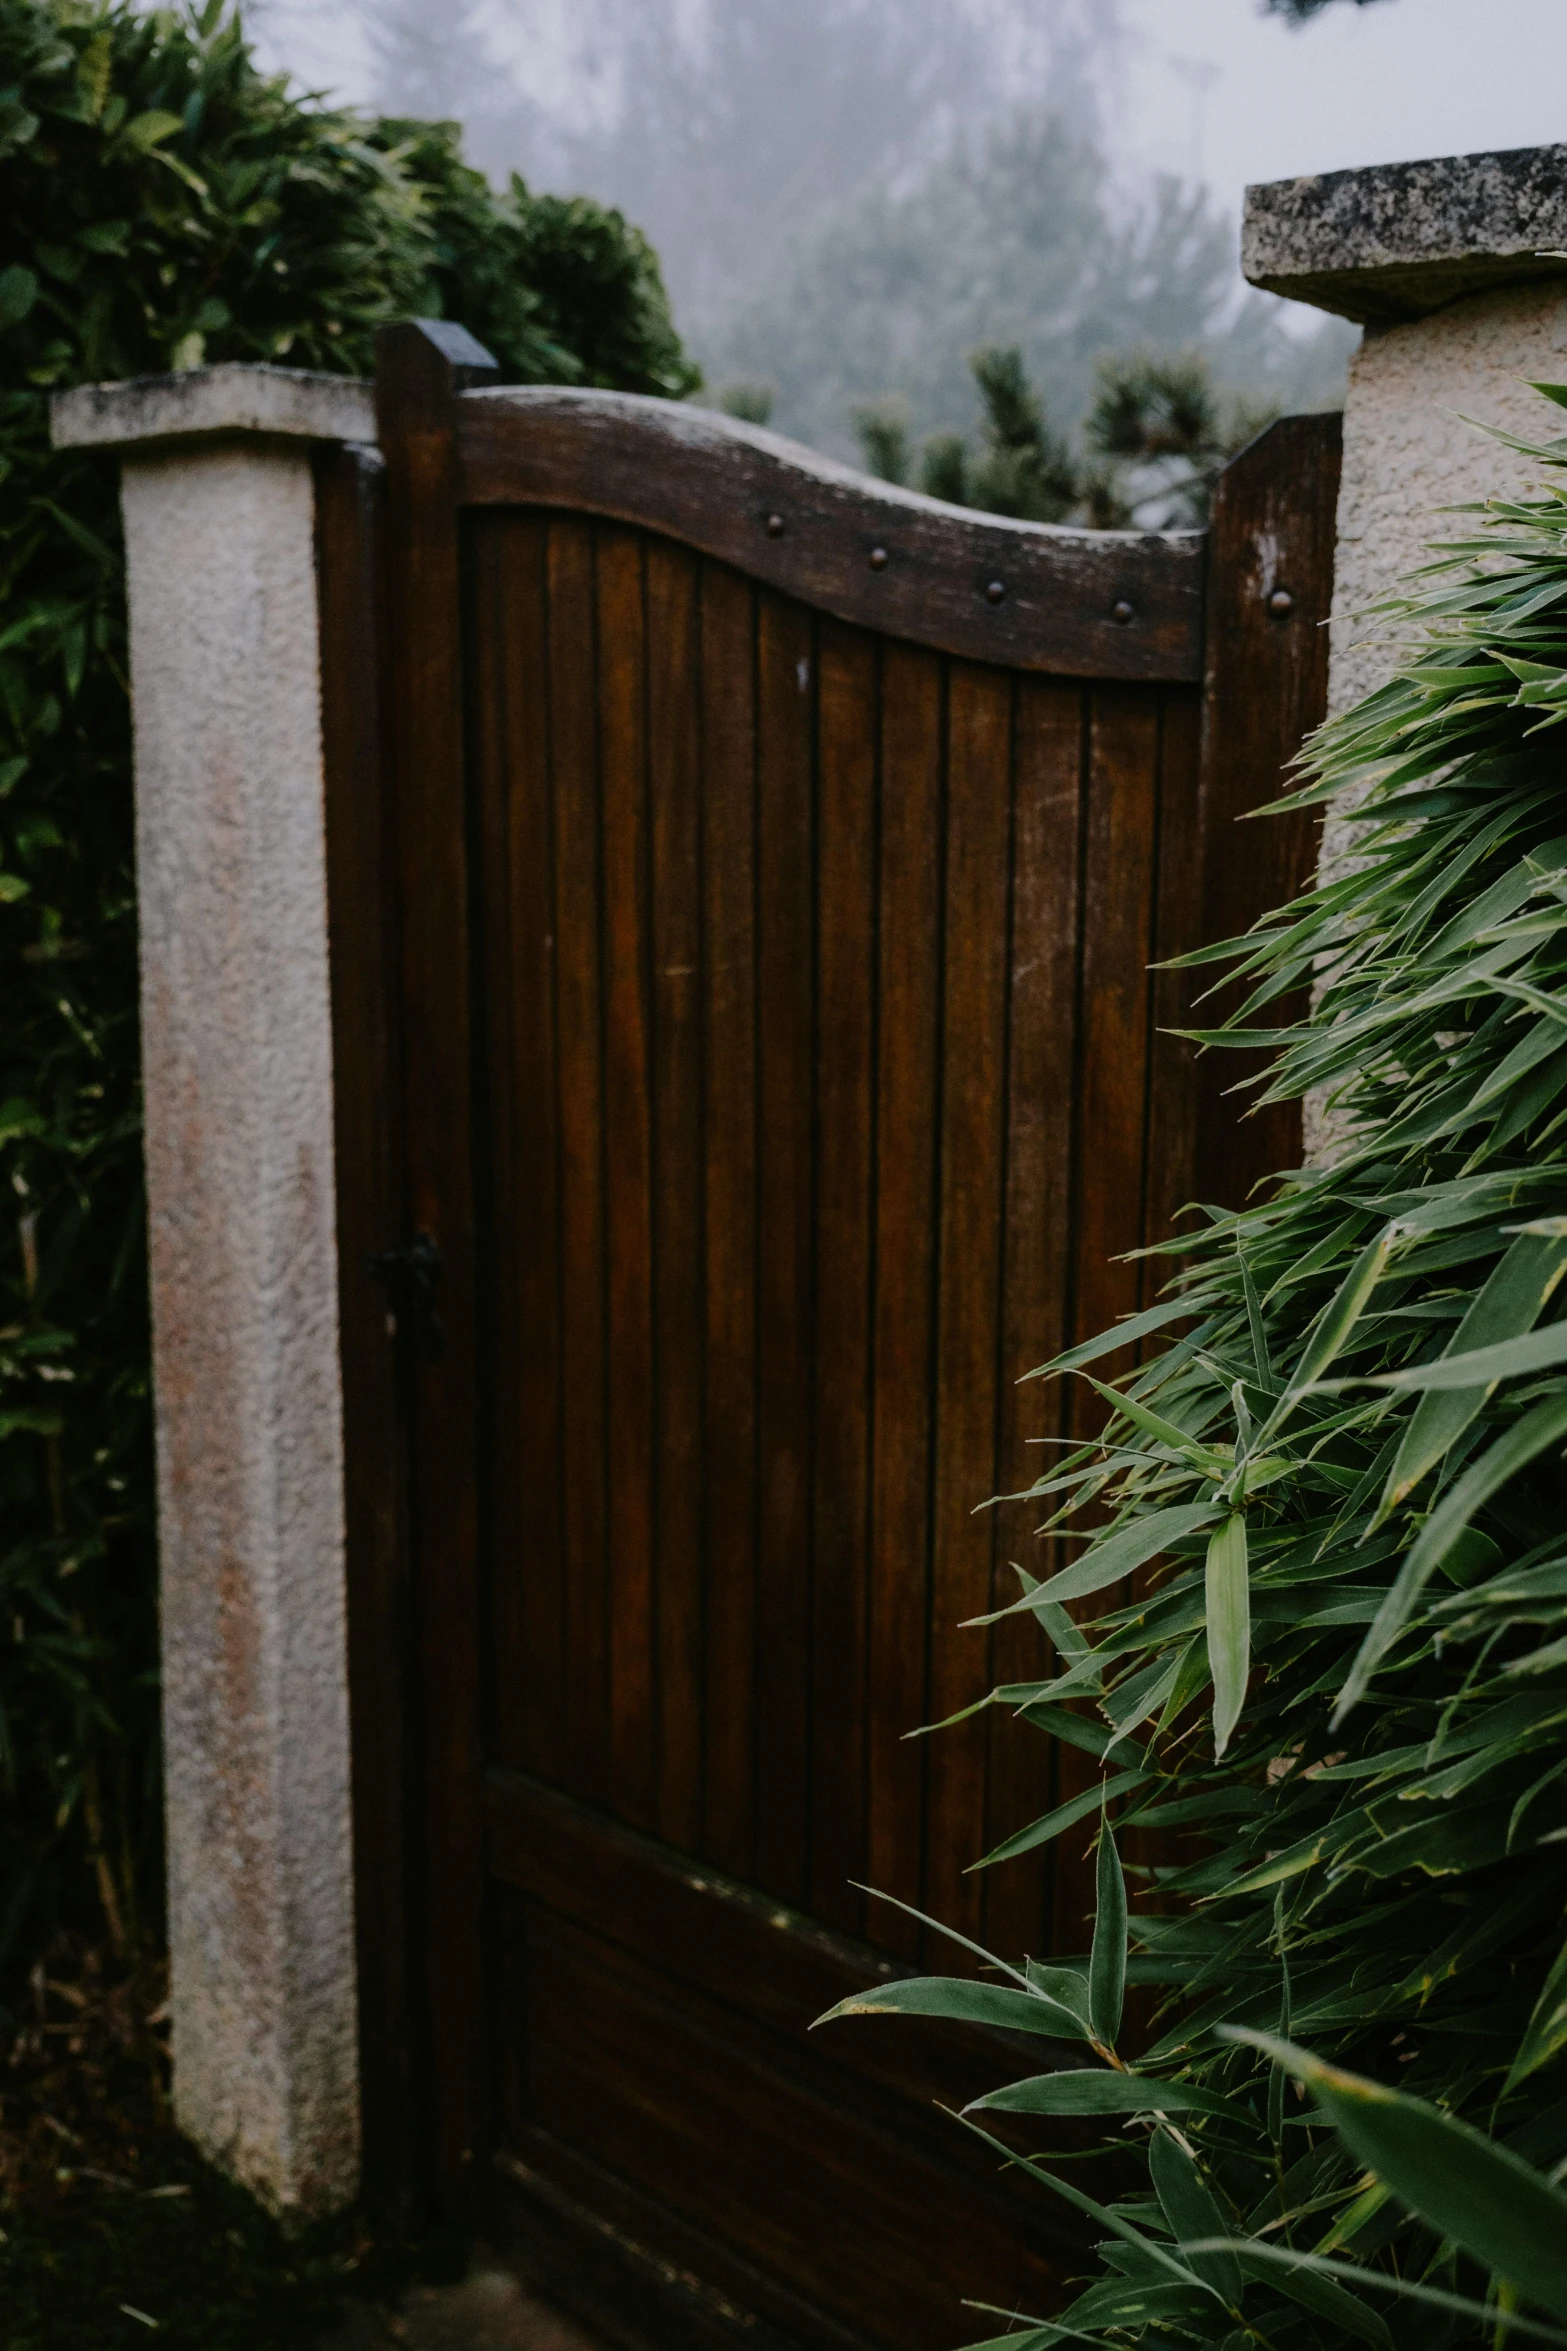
[1243,143,1567,328]
[51,360,374,454]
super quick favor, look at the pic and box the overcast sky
[252,0,1567,274]
[1117,0,1567,222]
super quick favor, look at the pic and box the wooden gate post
[1195,412,1343,1209]
[374,319,500,2215]
[50,365,377,2220]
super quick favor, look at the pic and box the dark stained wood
[547,518,612,1811]
[486,1771,1086,2351]
[1145,692,1207,1255]
[353,352,1344,2310]
[646,540,707,1850]
[456,389,1205,683]
[862,643,943,1965]
[924,664,1014,1949]
[1071,687,1164,1372]
[475,512,568,1789]
[315,439,417,2213]
[1050,684,1165,1950]
[808,621,878,1937]
[597,527,658,1833]
[982,677,1086,1965]
[698,563,760,1881]
[374,317,498,2209]
[1196,414,1341,1208]
[752,591,817,1907]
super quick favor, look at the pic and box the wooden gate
[319,321,1339,2351]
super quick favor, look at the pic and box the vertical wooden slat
[1144,691,1206,1256]
[1052,682,1162,1950]
[809,620,878,1936]
[597,527,657,1832]
[375,318,497,2207]
[699,563,759,1881]
[753,589,816,1905]
[924,662,1013,1948]
[549,518,611,1809]
[484,514,567,1788]
[981,677,1086,1966]
[865,644,943,1961]
[1197,414,1341,1209]
[1071,686,1163,1367]
[315,440,417,2211]
[646,539,705,1850]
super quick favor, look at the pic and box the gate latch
[368,1233,444,1363]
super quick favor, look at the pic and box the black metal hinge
[368,1233,444,1363]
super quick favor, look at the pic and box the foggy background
[240,0,1567,464]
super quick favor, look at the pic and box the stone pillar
[1244,145,1567,1153]
[50,364,377,2220]
[1245,143,1567,717]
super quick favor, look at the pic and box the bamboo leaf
[815,1977,1090,2041]
[970,2069,1233,2119]
[976,1500,1221,1621]
[1378,1231,1567,1513]
[1337,1389,1567,1722]
[1149,2130,1242,2308]
[1205,1512,1250,1759]
[1508,1936,1567,2090]
[1233,2034,1567,2318]
[1089,1800,1126,2048]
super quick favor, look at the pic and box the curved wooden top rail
[456,387,1206,682]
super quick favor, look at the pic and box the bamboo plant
[824,394,1567,2346]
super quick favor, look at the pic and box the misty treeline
[252,0,1355,479]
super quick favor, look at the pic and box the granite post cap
[1243,144,1567,328]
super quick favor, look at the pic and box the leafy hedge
[831,401,1567,2344]
[0,0,693,1981]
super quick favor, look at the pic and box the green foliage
[0,0,691,1986]
[1231,2038,1567,2338]
[855,342,1267,527]
[829,398,1567,2344]
[713,378,775,426]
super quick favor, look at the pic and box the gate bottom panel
[486,1772,1086,2351]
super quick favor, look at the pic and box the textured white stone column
[1245,145,1567,713]
[1244,145,1567,1152]
[51,365,376,2219]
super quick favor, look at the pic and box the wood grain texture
[863,644,943,1963]
[808,621,878,1936]
[456,387,1204,682]
[646,539,706,1849]
[547,519,613,1813]
[924,663,1013,1948]
[476,513,567,1790]
[982,676,1086,1963]
[315,440,416,2213]
[487,1770,1087,2351]
[697,562,760,1881]
[374,318,497,2209]
[363,401,1341,2323]
[597,528,658,1833]
[1197,414,1341,1208]
[752,591,817,1906]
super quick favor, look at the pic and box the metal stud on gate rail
[985,579,1006,605]
[765,511,785,537]
[1268,587,1294,616]
[869,546,888,571]
[1112,598,1136,625]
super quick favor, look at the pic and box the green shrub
[829,399,1567,2344]
[0,0,692,1984]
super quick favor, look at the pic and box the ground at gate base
[0,1941,602,2349]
